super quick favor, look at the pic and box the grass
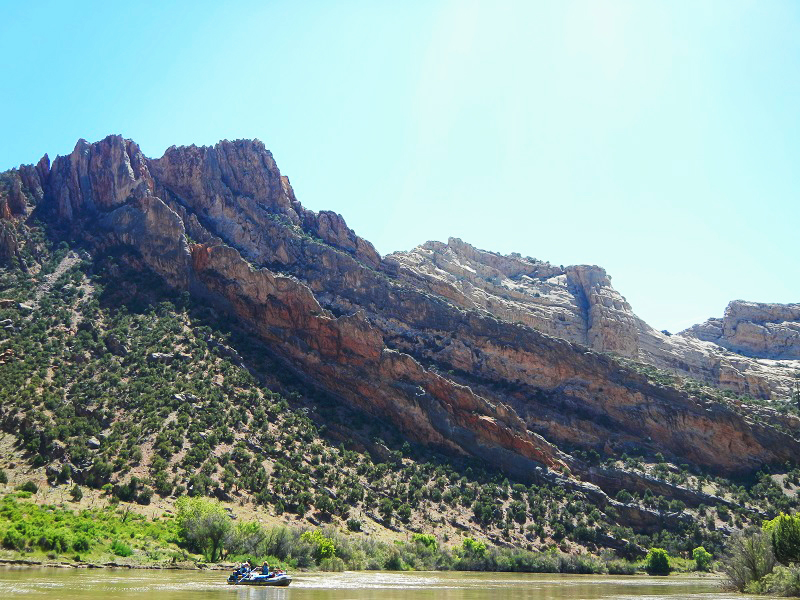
[0,490,650,574]
[0,492,184,565]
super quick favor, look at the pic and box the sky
[1,0,798,333]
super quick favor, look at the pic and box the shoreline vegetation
[0,492,709,577]
[721,514,800,597]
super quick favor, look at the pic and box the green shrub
[73,535,91,552]
[412,533,437,551]
[0,469,7,484]
[722,530,776,592]
[69,485,83,502]
[765,513,800,566]
[37,528,71,553]
[16,481,38,494]
[2,528,25,551]
[384,548,408,571]
[606,560,637,575]
[692,546,712,571]
[461,537,487,559]
[300,530,336,563]
[645,548,671,575]
[346,519,362,532]
[111,540,133,557]
[319,556,346,571]
[764,565,800,596]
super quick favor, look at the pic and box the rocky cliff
[680,300,800,360]
[1,135,798,497]
[388,238,800,400]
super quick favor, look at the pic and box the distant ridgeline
[0,135,798,561]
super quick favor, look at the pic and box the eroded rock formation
[681,300,800,360]
[1,135,798,498]
[388,238,799,400]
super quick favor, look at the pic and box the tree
[615,490,633,504]
[378,497,394,523]
[645,548,671,575]
[461,537,487,559]
[69,484,83,502]
[721,529,776,592]
[692,546,712,571]
[225,522,266,557]
[507,500,527,524]
[175,496,231,562]
[300,530,336,563]
[397,503,412,523]
[765,513,800,566]
[412,533,438,551]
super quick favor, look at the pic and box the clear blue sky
[2,0,798,333]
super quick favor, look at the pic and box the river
[0,568,749,599]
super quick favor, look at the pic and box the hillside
[0,135,799,563]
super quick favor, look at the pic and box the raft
[227,572,292,586]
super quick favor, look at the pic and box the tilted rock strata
[680,300,800,360]
[190,243,569,479]
[1,135,798,498]
[388,238,800,400]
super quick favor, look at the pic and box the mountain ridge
[1,135,798,522]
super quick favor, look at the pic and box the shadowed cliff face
[1,135,798,489]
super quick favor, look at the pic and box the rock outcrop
[1,134,798,495]
[680,300,800,360]
[385,239,640,355]
[388,238,800,400]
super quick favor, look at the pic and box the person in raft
[231,560,250,581]
[261,562,270,576]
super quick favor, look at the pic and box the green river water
[0,568,750,600]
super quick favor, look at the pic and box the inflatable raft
[227,572,292,586]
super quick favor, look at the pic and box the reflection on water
[0,568,747,600]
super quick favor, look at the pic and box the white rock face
[387,238,800,400]
[680,300,800,360]
[386,238,637,354]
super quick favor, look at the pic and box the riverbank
[0,557,230,570]
[0,491,705,576]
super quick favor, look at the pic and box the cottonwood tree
[175,496,231,562]
[766,513,800,566]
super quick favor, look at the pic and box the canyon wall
[1,135,798,494]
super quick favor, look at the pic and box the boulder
[104,333,129,357]
[148,352,175,364]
